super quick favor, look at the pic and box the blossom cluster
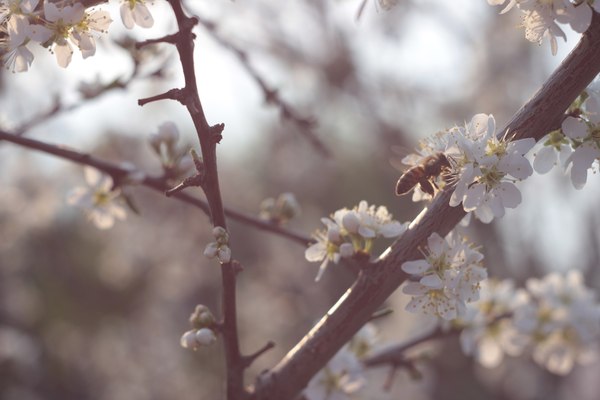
[304,324,378,400]
[180,305,218,351]
[488,0,600,55]
[458,271,600,375]
[448,114,535,223]
[534,86,600,189]
[204,226,232,264]
[399,114,535,223]
[0,0,155,72]
[401,231,487,320]
[305,201,407,281]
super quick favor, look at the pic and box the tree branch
[191,12,330,158]
[0,129,311,246]
[164,1,244,397]
[249,14,600,400]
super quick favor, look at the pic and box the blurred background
[1,0,600,399]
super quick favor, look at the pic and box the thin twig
[363,326,456,367]
[0,129,311,246]
[191,12,331,158]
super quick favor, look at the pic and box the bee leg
[419,180,435,196]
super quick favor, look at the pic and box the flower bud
[180,329,199,350]
[212,226,227,239]
[218,245,232,264]
[189,305,215,329]
[203,242,219,259]
[195,328,217,346]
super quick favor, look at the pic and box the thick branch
[250,14,600,400]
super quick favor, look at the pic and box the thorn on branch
[210,123,225,143]
[242,341,276,368]
[369,307,394,322]
[165,174,203,197]
[136,33,178,48]
[231,260,243,274]
[138,88,184,106]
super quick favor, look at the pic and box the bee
[395,152,453,196]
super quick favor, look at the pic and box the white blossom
[449,114,535,223]
[120,0,154,29]
[562,98,600,189]
[3,15,35,72]
[39,2,111,68]
[306,201,406,281]
[67,167,126,230]
[533,130,572,174]
[401,232,486,320]
[513,271,600,375]
[459,279,529,368]
[488,0,598,55]
[0,0,39,24]
[304,342,366,400]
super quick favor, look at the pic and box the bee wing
[390,145,419,172]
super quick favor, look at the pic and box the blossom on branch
[305,201,407,281]
[449,114,535,223]
[204,226,232,264]
[512,270,600,375]
[488,0,600,55]
[533,87,600,188]
[402,231,486,320]
[0,0,112,70]
[304,323,377,400]
[120,0,154,29]
[458,279,528,368]
[67,167,127,230]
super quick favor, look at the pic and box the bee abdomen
[395,166,424,195]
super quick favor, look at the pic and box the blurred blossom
[458,279,528,368]
[348,323,378,358]
[259,192,301,224]
[0,326,40,372]
[512,270,600,375]
[378,0,398,10]
[149,122,192,180]
[306,201,407,281]
[67,167,126,229]
[304,323,378,399]
[402,231,486,320]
